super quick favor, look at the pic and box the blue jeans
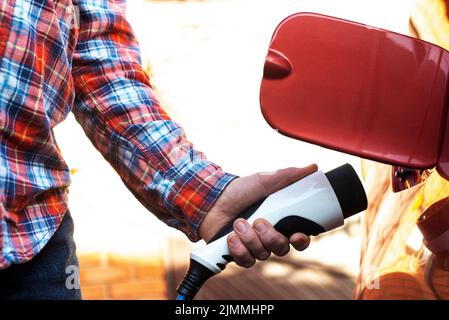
[0,211,82,300]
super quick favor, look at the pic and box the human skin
[199,164,317,268]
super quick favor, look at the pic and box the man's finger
[290,233,311,251]
[227,233,256,268]
[253,219,290,256]
[233,219,271,261]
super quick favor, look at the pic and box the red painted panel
[437,50,449,180]
[261,13,449,169]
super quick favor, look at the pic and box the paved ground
[53,0,415,299]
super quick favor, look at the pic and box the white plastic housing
[191,170,344,274]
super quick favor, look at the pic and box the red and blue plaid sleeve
[71,0,237,241]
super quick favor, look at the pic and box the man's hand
[198,164,317,268]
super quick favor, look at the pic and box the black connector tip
[325,164,368,219]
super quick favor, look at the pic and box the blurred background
[53,0,419,299]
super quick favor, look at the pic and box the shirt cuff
[166,163,238,242]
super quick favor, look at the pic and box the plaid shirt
[0,0,236,269]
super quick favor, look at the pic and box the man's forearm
[71,0,236,240]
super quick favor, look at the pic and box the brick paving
[79,253,167,300]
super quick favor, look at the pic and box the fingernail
[254,221,266,233]
[235,221,248,234]
[229,234,240,246]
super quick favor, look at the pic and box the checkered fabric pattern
[0,0,236,269]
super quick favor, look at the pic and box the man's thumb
[255,164,318,198]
